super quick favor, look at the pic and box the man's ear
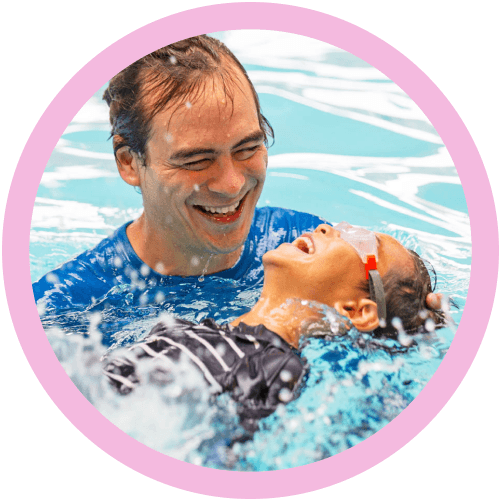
[334,298,380,332]
[114,139,141,187]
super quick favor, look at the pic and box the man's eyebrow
[170,147,217,162]
[232,131,265,150]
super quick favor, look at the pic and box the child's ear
[114,139,141,187]
[426,292,442,310]
[334,298,380,332]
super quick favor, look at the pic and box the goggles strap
[368,270,387,321]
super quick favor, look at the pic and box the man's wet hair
[103,35,274,164]
[358,249,447,338]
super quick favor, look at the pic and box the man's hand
[426,293,443,310]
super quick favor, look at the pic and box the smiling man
[32,35,325,325]
[116,65,268,276]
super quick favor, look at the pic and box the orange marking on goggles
[365,255,377,280]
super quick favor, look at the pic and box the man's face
[138,74,267,261]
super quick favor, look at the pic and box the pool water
[31,31,469,470]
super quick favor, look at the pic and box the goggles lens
[333,222,378,264]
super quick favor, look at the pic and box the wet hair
[358,249,447,337]
[102,35,274,163]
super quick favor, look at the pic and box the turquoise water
[31,31,469,470]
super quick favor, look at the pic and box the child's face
[262,224,414,306]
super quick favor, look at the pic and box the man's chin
[196,222,253,260]
[203,236,246,256]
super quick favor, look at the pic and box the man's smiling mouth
[193,193,248,223]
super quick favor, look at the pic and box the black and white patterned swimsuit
[103,318,306,429]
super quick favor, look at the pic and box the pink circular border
[3,3,497,498]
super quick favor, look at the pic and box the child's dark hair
[359,249,447,337]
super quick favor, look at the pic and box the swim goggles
[333,222,387,321]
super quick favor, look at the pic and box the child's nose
[314,224,334,236]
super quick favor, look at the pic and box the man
[33,35,325,328]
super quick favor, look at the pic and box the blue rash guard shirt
[33,207,326,346]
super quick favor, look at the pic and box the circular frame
[3,3,497,497]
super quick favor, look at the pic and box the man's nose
[207,156,246,197]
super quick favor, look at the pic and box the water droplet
[170,384,182,398]
[215,343,227,356]
[304,412,315,422]
[46,272,59,284]
[391,317,403,330]
[36,299,47,316]
[425,318,436,332]
[279,387,293,402]
[87,312,102,335]
[276,404,287,417]
[198,254,213,282]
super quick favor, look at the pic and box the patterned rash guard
[103,317,307,430]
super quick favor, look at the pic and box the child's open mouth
[293,235,315,254]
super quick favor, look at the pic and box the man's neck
[125,217,243,276]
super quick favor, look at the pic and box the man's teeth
[201,201,240,214]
